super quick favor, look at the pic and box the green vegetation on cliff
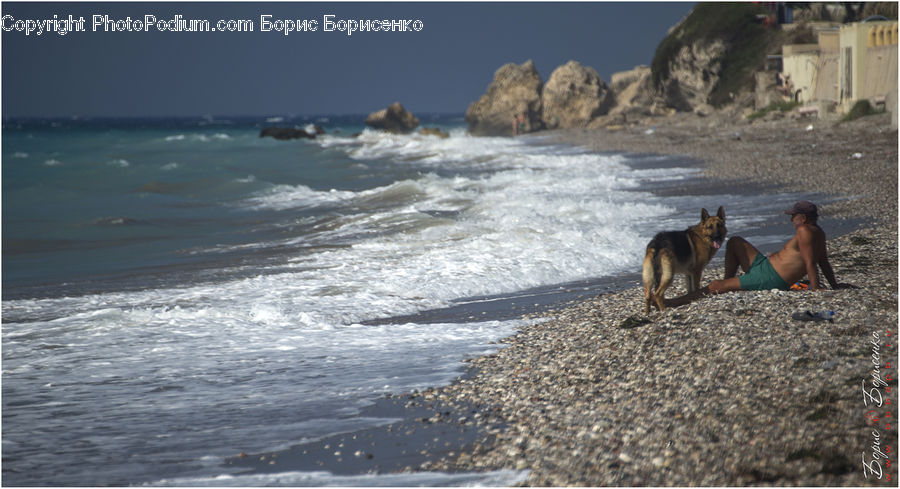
[650,2,898,110]
[651,2,772,107]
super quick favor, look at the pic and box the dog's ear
[717,206,725,221]
[701,208,710,220]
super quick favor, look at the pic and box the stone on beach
[365,102,420,134]
[259,126,318,140]
[419,127,449,139]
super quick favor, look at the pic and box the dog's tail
[642,243,660,313]
[642,243,660,289]
[643,241,662,284]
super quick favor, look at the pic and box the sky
[1,2,694,118]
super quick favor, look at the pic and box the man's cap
[784,200,818,217]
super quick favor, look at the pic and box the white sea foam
[149,468,530,486]
[3,282,527,483]
[242,184,356,211]
[108,158,130,167]
[163,133,230,143]
[239,131,687,304]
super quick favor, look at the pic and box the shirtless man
[665,201,848,308]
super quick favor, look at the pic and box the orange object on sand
[790,281,809,291]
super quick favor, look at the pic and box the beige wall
[838,21,898,107]
[862,44,898,101]
[777,21,897,117]
[817,29,840,51]
[812,51,840,103]
[782,48,819,102]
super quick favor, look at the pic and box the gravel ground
[551,111,898,229]
[400,113,898,486]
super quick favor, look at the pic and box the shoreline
[410,114,898,485]
[224,113,897,485]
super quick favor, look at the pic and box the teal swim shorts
[738,253,790,291]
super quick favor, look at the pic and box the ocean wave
[241,184,356,211]
[163,133,231,143]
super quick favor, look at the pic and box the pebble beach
[401,113,898,485]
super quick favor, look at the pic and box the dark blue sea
[2,115,828,485]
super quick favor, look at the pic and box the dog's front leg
[687,272,701,293]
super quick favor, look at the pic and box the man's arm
[817,235,845,289]
[797,226,822,290]
[819,256,839,289]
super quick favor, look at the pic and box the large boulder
[466,60,544,137]
[365,102,420,133]
[656,39,728,111]
[541,60,613,129]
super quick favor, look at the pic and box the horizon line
[2,111,468,121]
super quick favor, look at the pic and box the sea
[2,114,835,486]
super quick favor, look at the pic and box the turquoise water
[4,116,412,295]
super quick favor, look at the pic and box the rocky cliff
[605,65,656,121]
[466,3,896,136]
[650,3,775,109]
[465,60,544,137]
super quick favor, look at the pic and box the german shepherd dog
[642,207,726,313]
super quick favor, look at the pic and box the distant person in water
[512,113,527,136]
[665,201,851,308]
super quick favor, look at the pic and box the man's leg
[724,236,761,279]
[661,236,760,309]
[664,277,743,308]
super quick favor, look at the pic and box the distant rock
[420,127,449,139]
[657,39,727,111]
[365,102,420,133]
[609,66,655,111]
[260,126,317,140]
[466,60,544,137]
[541,60,613,129]
[602,65,656,124]
[610,65,651,94]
